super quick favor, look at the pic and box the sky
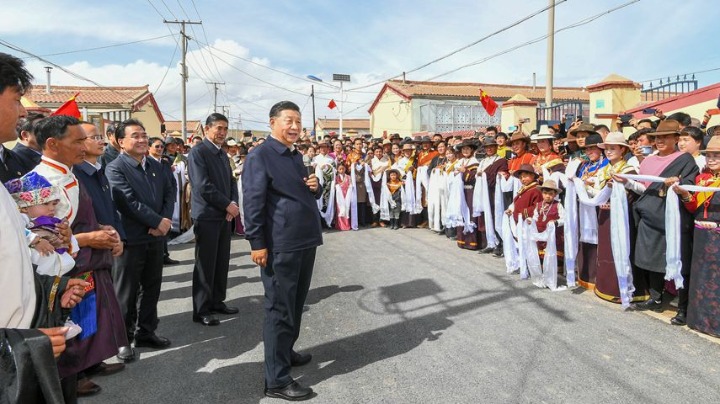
[2,0,719,131]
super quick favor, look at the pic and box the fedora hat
[481,136,498,147]
[706,124,720,137]
[390,133,401,140]
[402,142,415,151]
[509,131,531,144]
[653,119,682,136]
[513,164,539,179]
[599,132,629,149]
[414,135,432,143]
[539,179,560,192]
[581,133,604,148]
[382,139,392,146]
[531,133,555,142]
[702,136,720,153]
[225,138,238,147]
[454,138,480,151]
[569,123,598,136]
[386,168,403,179]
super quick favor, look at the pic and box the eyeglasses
[153,145,165,149]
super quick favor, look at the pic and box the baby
[4,172,79,277]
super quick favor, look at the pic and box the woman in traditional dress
[575,133,609,290]
[616,120,699,313]
[443,147,460,238]
[477,137,508,254]
[594,132,647,303]
[313,141,336,226]
[369,146,390,227]
[454,139,481,250]
[672,136,720,333]
[395,142,418,229]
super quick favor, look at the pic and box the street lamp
[306,74,351,139]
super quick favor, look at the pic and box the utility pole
[310,84,316,140]
[545,0,555,108]
[164,19,201,142]
[207,81,225,113]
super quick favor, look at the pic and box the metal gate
[536,101,585,130]
[641,75,698,102]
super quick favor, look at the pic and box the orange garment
[508,152,535,172]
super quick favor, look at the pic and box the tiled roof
[385,80,589,102]
[26,85,150,106]
[316,118,370,130]
[164,120,203,133]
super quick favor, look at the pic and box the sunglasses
[153,145,165,149]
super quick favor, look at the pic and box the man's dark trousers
[261,247,316,389]
[113,240,164,342]
[192,219,232,316]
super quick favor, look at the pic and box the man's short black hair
[18,112,46,139]
[637,118,656,129]
[205,113,229,127]
[594,124,610,132]
[35,115,80,150]
[115,118,146,140]
[666,112,692,127]
[106,122,118,136]
[495,132,508,139]
[627,132,640,142]
[634,127,656,141]
[0,52,33,94]
[148,136,163,145]
[269,101,300,118]
[680,126,704,143]
[485,126,498,134]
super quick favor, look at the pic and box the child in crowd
[506,164,543,222]
[529,179,565,261]
[334,163,352,231]
[4,172,78,276]
[386,168,403,230]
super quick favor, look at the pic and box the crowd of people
[3,48,720,402]
[280,107,720,344]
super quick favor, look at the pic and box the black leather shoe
[631,299,663,312]
[670,310,687,326]
[86,362,125,377]
[479,247,495,254]
[193,314,220,326]
[134,334,171,349]
[77,377,101,396]
[264,381,313,401]
[211,305,239,315]
[164,257,180,265]
[116,346,138,363]
[291,351,312,367]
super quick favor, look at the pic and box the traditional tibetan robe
[476,155,508,246]
[593,161,648,302]
[510,182,542,223]
[508,151,535,173]
[370,157,390,207]
[575,157,609,289]
[334,172,352,231]
[397,154,419,228]
[456,157,480,250]
[532,200,564,259]
[32,156,79,224]
[531,151,564,177]
[684,172,720,337]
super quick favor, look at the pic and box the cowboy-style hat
[652,119,682,136]
[702,136,720,153]
[402,142,415,151]
[382,139,392,146]
[581,133,604,149]
[412,135,432,144]
[225,138,238,147]
[509,131,531,144]
[390,133,401,140]
[706,125,720,137]
[599,132,629,149]
[569,123,598,136]
[539,179,561,193]
[513,164,539,179]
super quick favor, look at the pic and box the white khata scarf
[572,178,612,244]
[415,165,430,214]
[616,174,684,288]
[525,220,560,290]
[315,164,336,227]
[427,167,445,232]
[609,182,635,308]
[472,173,498,248]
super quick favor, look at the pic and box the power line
[158,0,180,20]
[153,38,180,94]
[24,34,175,58]
[424,0,641,81]
[347,0,568,92]
[640,66,720,84]
[188,0,225,83]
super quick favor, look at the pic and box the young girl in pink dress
[334,163,352,231]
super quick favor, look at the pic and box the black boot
[393,219,400,230]
[670,310,687,326]
[631,298,663,312]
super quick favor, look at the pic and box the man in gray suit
[187,113,239,326]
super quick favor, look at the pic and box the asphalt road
[83,227,720,404]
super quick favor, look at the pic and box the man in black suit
[243,101,323,401]
[187,113,239,326]
[100,123,120,169]
[13,112,44,173]
[106,119,175,350]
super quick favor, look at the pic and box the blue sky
[2,0,719,130]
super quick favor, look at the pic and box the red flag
[479,89,498,116]
[327,99,337,110]
[51,92,82,119]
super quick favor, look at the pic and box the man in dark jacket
[13,112,44,173]
[243,101,323,401]
[106,119,175,350]
[187,113,239,327]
